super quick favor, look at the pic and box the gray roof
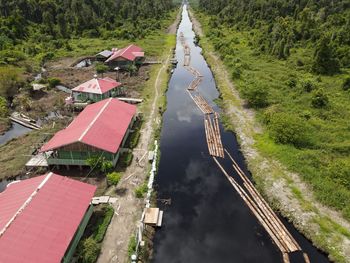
[96,50,113,58]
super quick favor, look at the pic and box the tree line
[0,0,174,47]
[198,0,350,75]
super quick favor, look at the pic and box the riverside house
[105,44,145,69]
[40,98,136,169]
[71,77,124,103]
[0,172,96,263]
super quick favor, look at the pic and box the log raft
[204,115,224,158]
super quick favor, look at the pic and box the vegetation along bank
[189,1,350,262]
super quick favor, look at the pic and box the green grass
[192,9,350,262]
[195,11,350,221]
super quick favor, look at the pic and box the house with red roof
[105,44,145,69]
[40,98,137,168]
[72,76,124,103]
[0,172,96,263]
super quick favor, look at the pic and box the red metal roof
[0,173,96,263]
[106,44,144,62]
[40,98,136,153]
[72,77,122,95]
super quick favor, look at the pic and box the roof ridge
[78,98,113,142]
[96,78,102,93]
[0,173,53,237]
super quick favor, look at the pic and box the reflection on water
[152,5,330,263]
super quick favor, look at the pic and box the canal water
[0,122,31,146]
[152,5,330,263]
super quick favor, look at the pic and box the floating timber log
[187,77,202,91]
[187,92,214,115]
[204,115,224,158]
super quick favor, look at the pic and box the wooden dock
[213,151,309,263]
[204,114,224,158]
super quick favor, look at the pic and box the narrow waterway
[0,122,31,146]
[152,5,330,263]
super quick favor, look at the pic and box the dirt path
[188,9,350,262]
[97,53,171,263]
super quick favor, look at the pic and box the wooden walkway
[204,113,224,158]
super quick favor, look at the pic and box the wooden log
[282,253,290,263]
[303,253,311,263]
[224,149,301,252]
[213,157,289,253]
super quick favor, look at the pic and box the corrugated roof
[40,98,136,153]
[72,77,122,95]
[0,173,96,263]
[96,50,113,58]
[105,44,144,62]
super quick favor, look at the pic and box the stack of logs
[213,151,310,263]
[204,113,225,158]
[187,77,203,91]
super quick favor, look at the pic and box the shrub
[81,237,101,263]
[286,77,297,88]
[106,172,122,186]
[135,183,148,198]
[95,63,109,75]
[128,131,141,149]
[242,83,269,108]
[94,206,114,243]
[268,113,310,147]
[342,77,350,91]
[0,97,8,118]
[119,152,133,167]
[87,156,114,174]
[311,89,329,108]
[47,77,61,88]
[128,236,137,256]
[300,79,316,92]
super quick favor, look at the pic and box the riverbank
[188,8,350,263]
[96,10,180,263]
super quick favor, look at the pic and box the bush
[342,77,350,91]
[81,237,101,263]
[135,183,148,198]
[95,63,109,75]
[0,97,8,118]
[128,236,137,256]
[286,77,297,88]
[242,83,269,108]
[93,206,114,243]
[268,113,310,147]
[300,79,315,92]
[86,156,114,174]
[47,77,61,88]
[106,172,122,186]
[311,89,329,108]
[119,152,133,167]
[128,131,141,149]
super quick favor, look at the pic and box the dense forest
[195,0,350,227]
[199,0,350,74]
[0,0,174,44]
